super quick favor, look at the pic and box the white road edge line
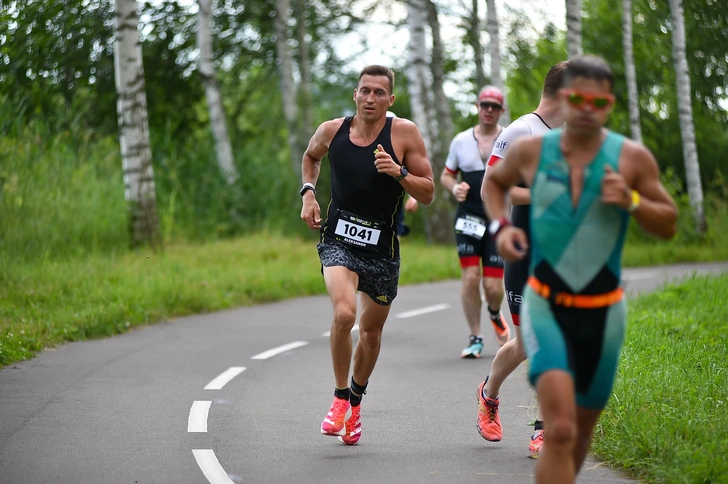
[251,341,308,360]
[622,272,656,281]
[204,367,247,390]
[188,401,211,433]
[193,449,235,484]
[321,324,359,338]
[396,303,451,319]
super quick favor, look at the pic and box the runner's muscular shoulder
[305,118,345,161]
[391,117,432,178]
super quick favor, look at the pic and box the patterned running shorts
[317,242,400,306]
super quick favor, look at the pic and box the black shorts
[317,242,400,306]
[504,253,529,325]
[454,208,504,278]
[504,204,531,325]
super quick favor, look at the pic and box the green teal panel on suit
[530,130,630,292]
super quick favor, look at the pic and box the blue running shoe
[461,335,484,358]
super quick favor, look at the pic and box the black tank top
[321,116,406,258]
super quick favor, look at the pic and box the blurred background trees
[1,0,726,260]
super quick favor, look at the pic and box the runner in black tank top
[322,116,405,259]
[299,65,434,446]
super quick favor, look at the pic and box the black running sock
[334,387,350,401]
[349,378,368,407]
[534,420,544,431]
[487,306,501,320]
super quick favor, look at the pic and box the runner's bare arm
[483,154,531,205]
[301,119,344,229]
[617,142,678,239]
[483,138,539,221]
[441,168,468,202]
[484,138,538,262]
[388,119,434,205]
[302,119,343,185]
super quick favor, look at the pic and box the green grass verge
[591,272,728,483]
[0,234,461,367]
[2,230,726,369]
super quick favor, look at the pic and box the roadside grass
[2,227,726,368]
[591,272,728,483]
[0,234,460,367]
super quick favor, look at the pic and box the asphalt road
[1,262,726,484]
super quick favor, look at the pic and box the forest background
[2,0,727,265]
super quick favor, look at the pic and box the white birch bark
[406,0,434,155]
[274,0,302,176]
[668,0,705,232]
[197,0,239,184]
[470,0,486,89]
[622,0,642,143]
[427,0,453,160]
[486,0,510,125]
[295,0,314,136]
[566,0,583,58]
[114,0,160,247]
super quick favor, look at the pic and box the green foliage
[591,273,728,483]
[582,0,728,187]
[625,168,728,250]
[0,124,128,261]
[504,22,567,118]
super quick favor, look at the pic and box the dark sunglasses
[561,89,615,110]
[479,102,503,112]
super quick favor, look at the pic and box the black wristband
[299,183,316,196]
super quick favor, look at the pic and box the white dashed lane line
[188,401,212,433]
[204,367,247,390]
[193,449,236,484]
[191,303,448,482]
[396,303,451,319]
[250,341,308,360]
[622,272,656,281]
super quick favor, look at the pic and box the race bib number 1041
[334,218,381,246]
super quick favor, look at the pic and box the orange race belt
[527,276,624,309]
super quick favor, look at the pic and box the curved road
[1,262,726,484]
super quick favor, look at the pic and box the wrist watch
[394,165,409,181]
[488,217,512,238]
[299,182,316,196]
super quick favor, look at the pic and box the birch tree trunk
[405,0,434,156]
[407,0,450,243]
[426,0,453,161]
[621,0,642,143]
[114,0,160,248]
[295,0,314,138]
[274,0,302,176]
[668,0,706,233]
[197,0,238,184]
[566,0,583,58]
[486,0,510,125]
[469,0,486,89]
[425,0,454,244]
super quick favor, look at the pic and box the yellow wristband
[628,190,640,213]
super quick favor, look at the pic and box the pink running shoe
[529,430,545,458]
[476,379,503,442]
[490,313,511,347]
[320,397,351,436]
[338,404,362,445]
